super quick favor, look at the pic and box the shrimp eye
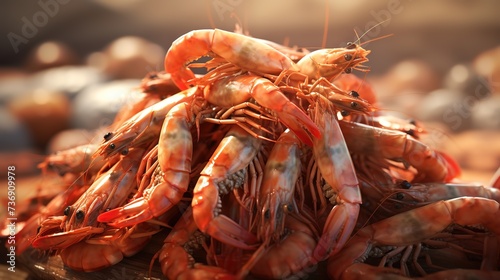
[264,209,270,220]
[350,102,359,109]
[344,68,352,74]
[75,210,85,220]
[395,193,405,200]
[103,132,113,141]
[349,90,360,98]
[409,119,417,125]
[400,180,412,189]
[148,72,158,79]
[341,110,350,117]
[344,54,352,61]
[109,143,116,150]
[284,204,293,213]
[121,149,129,155]
[406,129,415,137]
[64,206,71,216]
[346,42,357,49]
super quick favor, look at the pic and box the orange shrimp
[295,42,370,81]
[203,73,321,146]
[339,120,461,183]
[328,197,500,279]
[155,207,237,280]
[242,213,318,279]
[164,29,299,90]
[358,175,500,226]
[139,71,181,96]
[60,222,159,272]
[164,29,371,89]
[310,102,362,261]
[256,129,302,243]
[38,144,105,177]
[333,73,377,105]
[96,86,200,158]
[98,102,195,227]
[367,115,426,139]
[192,126,261,249]
[14,183,87,255]
[32,147,145,250]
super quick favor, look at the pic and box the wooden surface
[6,232,329,280]
[11,233,166,280]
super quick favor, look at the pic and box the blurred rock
[471,96,500,130]
[473,46,500,95]
[0,74,33,105]
[0,66,106,106]
[31,65,108,100]
[415,89,472,132]
[0,108,32,152]
[377,89,424,118]
[8,89,71,149]
[0,67,27,79]
[71,79,142,130]
[24,41,80,72]
[87,36,164,79]
[375,59,441,102]
[443,63,489,97]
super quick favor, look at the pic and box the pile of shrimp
[12,28,500,279]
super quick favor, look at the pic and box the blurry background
[0,0,499,278]
[1,0,500,202]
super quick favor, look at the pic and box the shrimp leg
[192,126,261,249]
[164,29,298,90]
[98,102,194,227]
[256,129,302,243]
[311,104,361,261]
[328,197,500,279]
[205,74,321,146]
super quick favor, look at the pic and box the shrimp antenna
[353,19,393,46]
[359,33,394,47]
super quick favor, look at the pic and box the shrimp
[164,29,299,90]
[333,73,377,105]
[98,102,195,227]
[310,102,362,261]
[38,144,105,177]
[32,147,145,250]
[339,120,461,183]
[203,73,321,146]
[192,126,261,249]
[155,207,236,280]
[165,29,371,89]
[139,71,181,96]
[14,183,87,255]
[295,42,371,81]
[256,129,302,243]
[243,213,318,279]
[328,197,500,279]
[60,222,159,272]
[366,115,426,139]
[96,86,200,158]
[358,176,500,227]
